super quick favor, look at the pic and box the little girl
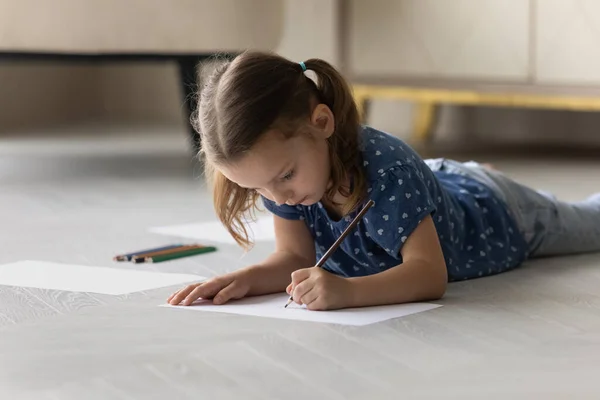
[168,51,600,311]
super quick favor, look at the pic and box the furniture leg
[178,56,203,152]
[412,102,437,143]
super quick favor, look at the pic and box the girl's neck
[321,175,352,221]
[321,198,344,221]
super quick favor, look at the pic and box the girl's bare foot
[482,163,495,170]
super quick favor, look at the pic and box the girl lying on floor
[168,51,600,310]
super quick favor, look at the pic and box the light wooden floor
[1,125,600,399]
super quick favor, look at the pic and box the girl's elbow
[430,280,447,300]
[426,263,448,300]
[422,281,446,302]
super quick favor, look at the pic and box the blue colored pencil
[113,244,184,262]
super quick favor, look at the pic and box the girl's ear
[310,104,335,139]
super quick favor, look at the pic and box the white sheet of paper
[0,260,205,295]
[161,293,441,326]
[148,216,275,244]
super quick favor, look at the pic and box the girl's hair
[194,51,366,248]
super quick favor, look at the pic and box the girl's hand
[286,267,354,311]
[167,270,251,306]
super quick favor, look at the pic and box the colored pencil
[131,244,204,263]
[113,244,184,262]
[284,199,375,308]
[142,246,217,263]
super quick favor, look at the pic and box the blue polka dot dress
[262,126,528,281]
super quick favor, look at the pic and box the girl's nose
[271,190,291,206]
[285,197,302,206]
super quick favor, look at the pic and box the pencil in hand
[284,199,374,308]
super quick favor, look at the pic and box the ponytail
[303,58,367,215]
[303,59,360,136]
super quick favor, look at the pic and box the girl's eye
[282,170,295,181]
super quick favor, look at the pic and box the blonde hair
[194,51,366,248]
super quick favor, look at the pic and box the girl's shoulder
[359,126,427,182]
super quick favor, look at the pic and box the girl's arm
[245,215,316,295]
[167,215,315,306]
[348,215,448,307]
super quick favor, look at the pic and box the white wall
[1,0,600,147]
[0,0,341,134]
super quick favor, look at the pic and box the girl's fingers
[182,284,207,306]
[290,268,312,286]
[167,290,179,303]
[191,278,223,299]
[168,283,201,305]
[213,281,242,305]
[305,296,325,311]
[181,276,233,306]
[292,281,313,305]
[300,288,318,306]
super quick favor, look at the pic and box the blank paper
[161,293,441,326]
[149,216,275,245]
[0,260,205,295]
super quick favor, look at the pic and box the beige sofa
[0,0,284,147]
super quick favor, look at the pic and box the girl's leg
[426,158,600,257]
[463,163,600,257]
[521,192,600,257]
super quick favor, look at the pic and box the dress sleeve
[363,166,437,259]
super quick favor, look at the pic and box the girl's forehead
[252,130,292,153]
[219,139,295,188]
[244,130,310,162]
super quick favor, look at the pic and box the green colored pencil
[143,246,217,263]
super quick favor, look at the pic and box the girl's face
[219,105,335,207]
